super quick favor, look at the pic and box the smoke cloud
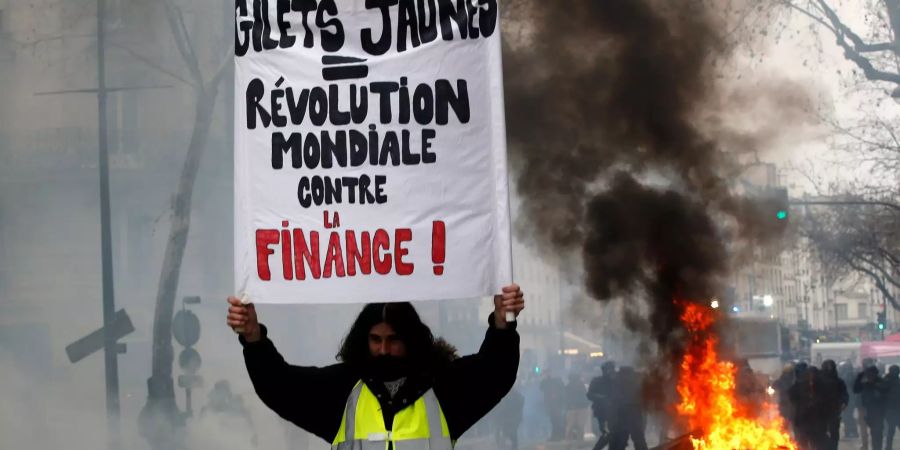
[504,0,791,363]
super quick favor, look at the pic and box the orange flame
[675,303,796,450]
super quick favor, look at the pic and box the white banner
[234,0,511,304]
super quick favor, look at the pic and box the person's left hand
[493,283,524,329]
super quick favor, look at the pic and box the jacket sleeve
[435,313,520,440]
[240,325,356,443]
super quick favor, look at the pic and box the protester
[566,372,591,441]
[226,284,525,449]
[608,366,648,450]
[884,365,900,450]
[790,366,827,450]
[773,363,797,430]
[839,361,861,439]
[587,361,616,450]
[540,370,567,442]
[855,365,888,450]
[820,360,849,450]
[494,384,524,450]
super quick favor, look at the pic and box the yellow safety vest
[332,381,453,450]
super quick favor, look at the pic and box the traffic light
[772,187,789,221]
[877,311,886,331]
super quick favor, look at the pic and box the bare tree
[782,0,900,96]
[117,0,231,447]
[801,199,899,310]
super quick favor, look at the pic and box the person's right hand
[227,296,261,342]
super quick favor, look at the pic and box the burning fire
[675,303,796,450]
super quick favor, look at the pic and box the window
[859,303,868,320]
[836,304,848,320]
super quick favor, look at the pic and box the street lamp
[763,295,774,307]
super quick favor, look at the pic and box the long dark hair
[337,302,447,370]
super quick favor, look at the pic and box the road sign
[173,309,200,347]
[178,347,202,374]
[66,309,134,363]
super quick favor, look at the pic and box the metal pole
[97,0,121,447]
[790,200,900,212]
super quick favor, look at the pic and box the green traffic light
[879,323,886,330]
[776,210,788,220]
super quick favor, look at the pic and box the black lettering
[413,83,434,124]
[401,129,420,165]
[321,130,347,168]
[328,85,351,125]
[272,132,303,169]
[277,0,296,48]
[374,175,388,203]
[350,85,368,124]
[349,130,368,166]
[317,0,345,52]
[464,0,479,39]
[399,77,410,124]
[303,132,321,169]
[417,0,438,44]
[362,0,397,56]
[293,0,318,48]
[261,0,280,50]
[286,88,310,125]
[298,177,312,207]
[435,79,469,124]
[342,177,359,203]
[246,78,271,129]
[379,131,401,166]
[438,0,467,40]
[422,129,437,163]
[370,82,399,123]
[271,79,287,127]
[397,0,420,52]
[235,0,253,56]
[324,176,342,205]
[309,87,328,126]
[478,0,498,37]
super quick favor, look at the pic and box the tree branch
[842,254,900,311]
[813,0,900,84]
[108,42,195,87]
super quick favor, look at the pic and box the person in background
[565,372,591,442]
[540,370,567,442]
[587,361,616,450]
[883,366,900,450]
[789,366,827,450]
[839,361,860,439]
[820,360,849,450]
[608,367,648,450]
[773,363,796,432]
[494,384,524,450]
[855,364,888,450]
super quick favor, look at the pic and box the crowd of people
[488,358,900,450]
[773,358,900,450]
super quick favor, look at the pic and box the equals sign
[322,55,369,81]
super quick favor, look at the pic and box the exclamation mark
[432,221,446,275]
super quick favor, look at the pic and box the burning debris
[676,303,795,449]
[504,0,800,446]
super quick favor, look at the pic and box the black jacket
[240,313,519,443]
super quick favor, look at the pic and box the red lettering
[395,228,414,275]
[323,231,347,278]
[346,231,372,276]
[255,229,280,281]
[373,229,392,274]
[293,229,321,280]
[281,221,293,280]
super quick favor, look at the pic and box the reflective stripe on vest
[332,381,453,450]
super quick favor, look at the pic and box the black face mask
[368,355,411,381]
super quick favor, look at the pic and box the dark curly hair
[337,302,450,370]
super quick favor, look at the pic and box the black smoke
[503,0,785,363]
